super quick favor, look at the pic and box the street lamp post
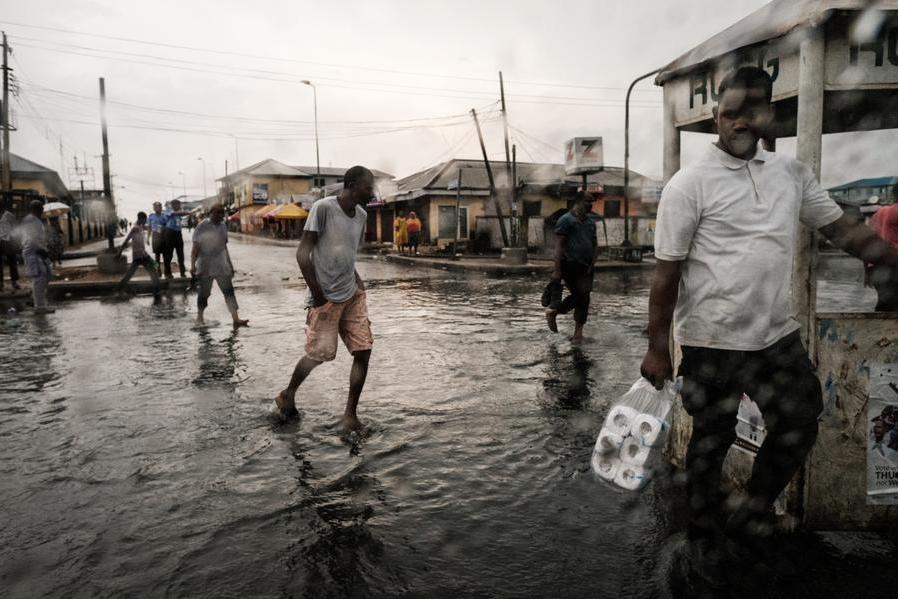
[301,80,320,187]
[197,157,207,198]
[178,171,186,202]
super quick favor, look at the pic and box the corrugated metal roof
[219,158,307,180]
[11,153,56,174]
[655,0,892,85]
[828,176,898,191]
[393,158,656,198]
[292,166,394,179]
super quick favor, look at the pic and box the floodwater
[0,240,894,598]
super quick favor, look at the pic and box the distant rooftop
[828,176,898,192]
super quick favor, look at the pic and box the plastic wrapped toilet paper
[620,436,653,466]
[632,414,666,447]
[594,428,625,455]
[591,453,620,482]
[614,464,651,491]
[604,405,638,437]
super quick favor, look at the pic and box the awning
[252,204,280,222]
[272,203,309,220]
[227,212,241,222]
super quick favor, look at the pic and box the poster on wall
[867,363,898,505]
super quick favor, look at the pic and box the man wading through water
[641,66,898,586]
[545,191,600,344]
[275,166,375,431]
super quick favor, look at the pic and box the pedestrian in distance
[545,191,600,344]
[866,201,898,311]
[47,216,65,267]
[190,204,248,329]
[639,66,898,587]
[162,199,190,279]
[394,210,408,255]
[148,201,166,274]
[275,166,375,431]
[0,200,20,290]
[406,211,422,255]
[18,200,54,314]
[116,211,161,297]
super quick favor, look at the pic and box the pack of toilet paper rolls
[590,377,677,491]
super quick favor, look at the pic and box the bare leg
[277,355,322,415]
[341,349,371,431]
[571,321,585,344]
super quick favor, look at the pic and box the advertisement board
[564,137,603,175]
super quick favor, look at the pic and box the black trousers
[0,239,18,285]
[161,229,185,277]
[552,260,593,324]
[678,331,822,539]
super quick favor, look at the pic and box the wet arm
[640,259,683,389]
[190,241,200,273]
[117,230,134,257]
[297,230,326,306]
[552,235,565,280]
[818,214,898,267]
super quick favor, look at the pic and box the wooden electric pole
[99,77,115,247]
[499,71,516,246]
[470,108,509,248]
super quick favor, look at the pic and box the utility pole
[470,108,509,248]
[99,78,112,206]
[499,71,515,246]
[1,32,12,201]
[453,168,462,257]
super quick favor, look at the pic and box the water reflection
[193,329,243,388]
[541,344,594,410]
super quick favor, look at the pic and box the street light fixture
[197,156,207,198]
[301,80,321,187]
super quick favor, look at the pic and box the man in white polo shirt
[641,66,898,578]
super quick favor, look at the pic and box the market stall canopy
[655,0,898,135]
[272,204,309,220]
[227,212,240,222]
[252,204,280,222]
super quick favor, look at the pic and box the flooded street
[1,238,894,598]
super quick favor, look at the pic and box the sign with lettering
[663,11,898,129]
[564,137,603,175]
[867,363,898,505]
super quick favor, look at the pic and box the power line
[13,40,663,108]
[0,20,662,94]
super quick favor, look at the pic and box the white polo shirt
[655,144,843,351]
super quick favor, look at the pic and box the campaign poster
[867,363,898,505]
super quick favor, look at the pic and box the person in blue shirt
[161,199,189,279]
[147,202,167,274]
[545,191,600,344]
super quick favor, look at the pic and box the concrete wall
[234,176,312,209]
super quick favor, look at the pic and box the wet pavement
[0,238,895,598]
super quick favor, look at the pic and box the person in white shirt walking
[275,166,375,431]
[640,66,898,583]
[19,200,54,314]
[190,204,248,328]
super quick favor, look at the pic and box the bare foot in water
[545,309,558,333]
[570,335,584,345]
[233,319,249,328]
[275,390,299,419]
[340,413,364,432]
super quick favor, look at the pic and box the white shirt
[19,214,48,255]
[0,210,15,241]
[192,219,231,277]
[654,144,843,351]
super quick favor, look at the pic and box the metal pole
[471,108,509,247]
[198,157,207,198]
[794,26,826,355]
[99,77,115,248]
[1,32,12,199]
[623,68,660,247]
[302,80,320,184]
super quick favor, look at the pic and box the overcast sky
[2,0,896,217]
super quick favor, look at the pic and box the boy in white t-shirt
[641,66,898,582]
[117,211,161,296]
